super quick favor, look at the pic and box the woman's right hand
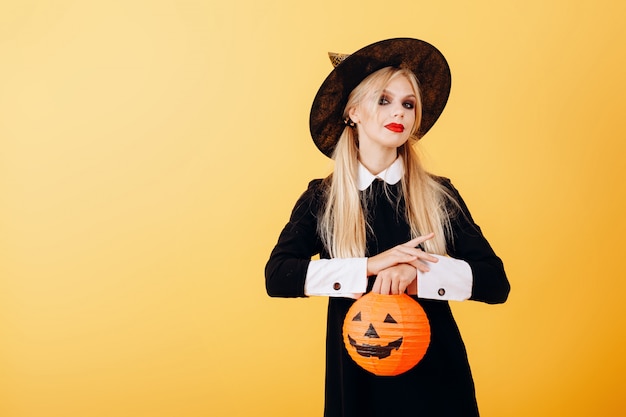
[366,233,438,276]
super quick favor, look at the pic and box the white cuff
[417,255,473,301]
[304,258,368,298]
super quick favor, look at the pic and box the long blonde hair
[318,66,454,258]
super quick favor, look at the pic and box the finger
[396,246,438,262]
[392,247,422,260]
[415,251,439,263]
[379,277,391,295]
[391,247,421,260]
[367,253,417,276]
[406,279,417,295]
[398,266,416,294]
[371,246,427,267]
[398,280,409,294]
[401,233,435,248]
[407,259,431,273]
[372,276,381,294]
[391,279,401,295]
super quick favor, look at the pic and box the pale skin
[368,234,438,295]
[349,75,439,295]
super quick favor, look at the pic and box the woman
[265,38,510,417]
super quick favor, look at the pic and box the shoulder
[300,177,328,204]
[430,174,454,192]
[428,174,474,221]
[305,177,327,194]
[428,174,462,204]
[289,177,329,222]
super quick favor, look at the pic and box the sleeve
[440,178,511,304]
[305,258,368,298]
[417,255,473,301]
[265,180,325,298]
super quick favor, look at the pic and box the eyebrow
[381,89,416,100]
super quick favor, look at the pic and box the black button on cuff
[438,288,446,296]
[333,282,342,291]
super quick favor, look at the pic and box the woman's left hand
[371,263,417,295]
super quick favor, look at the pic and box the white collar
[357,156,404,191]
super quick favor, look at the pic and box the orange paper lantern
[342,292,430,376]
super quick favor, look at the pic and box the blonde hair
[319,66,454,258]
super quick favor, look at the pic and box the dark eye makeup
[378,94,415,109]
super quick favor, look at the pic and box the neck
[358,146,398,175]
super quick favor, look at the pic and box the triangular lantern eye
[352,312,362,321]
[384,314,397,324]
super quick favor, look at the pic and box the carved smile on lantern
[343,293,431,376]
[346,311,403,359]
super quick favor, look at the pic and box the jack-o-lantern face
[342,293,430,376]
[347,311,403,359]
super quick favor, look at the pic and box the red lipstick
[385,123,404,133]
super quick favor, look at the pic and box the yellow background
[1,0,625,416]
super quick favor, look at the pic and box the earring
[343,117,356,128]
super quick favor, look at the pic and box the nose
[392,103,405,118]
[364,323,380,338]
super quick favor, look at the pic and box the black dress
[265,177,510,417]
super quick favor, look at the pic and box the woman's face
[349,75,417,158]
